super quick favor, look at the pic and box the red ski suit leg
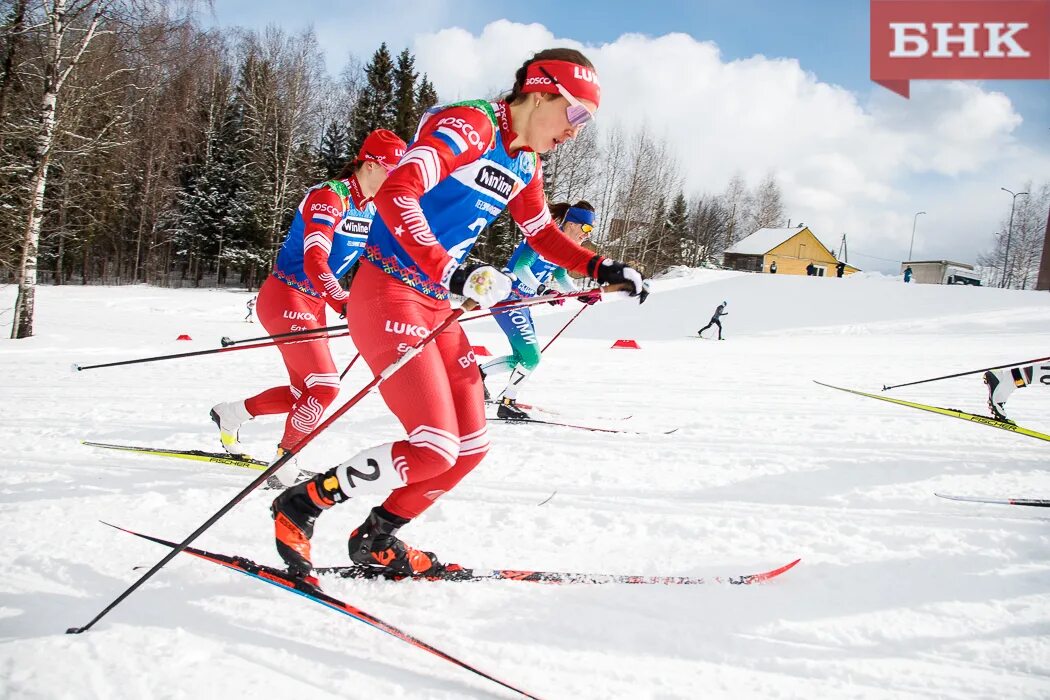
[347,263,488,520]
[247,275,341,450]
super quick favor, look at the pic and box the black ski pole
[66,302,475,635]
[73,332,349,372]
[882,355,1050,391]
[220,324,345,347]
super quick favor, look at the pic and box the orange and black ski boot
[348,507,444,576]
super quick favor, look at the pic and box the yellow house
[723,227,860,276]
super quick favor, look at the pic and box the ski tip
[220,336,233,347]
[748,557,801,583]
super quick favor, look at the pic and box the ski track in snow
[1,272,1049,699]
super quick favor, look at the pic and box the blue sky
[206,1,1049,275]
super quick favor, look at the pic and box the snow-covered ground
[1,272,1048,700]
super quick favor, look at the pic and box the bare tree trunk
[11,88,58,338]
[11,0,103,337]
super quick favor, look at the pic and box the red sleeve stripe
[318,272,348,301]
[393,195,438,246]
[304,232,332,254]
[400,146,441,192]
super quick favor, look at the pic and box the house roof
[726,228,813,255]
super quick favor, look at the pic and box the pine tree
[350,43,396,154]
[166,98,255,285]
[392,49,418,142]
[318,121,348,178]
[666,192,689,265]
[413,74,438,133]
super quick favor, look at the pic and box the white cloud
[408,20,1047,272]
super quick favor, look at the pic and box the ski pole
[336,293,579,386]
[220,324,345,347]
[67,302,476,635]
[330,291,607,383]
[339,353,361,380]
[882,355,1050,391]
[72,331,350,372]
[541,304,588,353]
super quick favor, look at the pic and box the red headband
[520,59,601,108]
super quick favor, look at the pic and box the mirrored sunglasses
[538,67,594,128]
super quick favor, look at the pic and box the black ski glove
[587,256,649,304]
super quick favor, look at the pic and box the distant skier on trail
[270,48,649,582]
[984,362,1050,423]
[479,200,600,419]
[209,129,406,486]
[698,301,728,340]
[244,296,256,322]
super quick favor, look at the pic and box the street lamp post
[1000,187,1029,289]
[907,211,926,261]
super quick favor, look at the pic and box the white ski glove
[449,263,513,308]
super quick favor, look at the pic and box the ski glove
[589,257,649,304]
[536,284,565,306]
[577,291,601,305]
[449,263,513,308]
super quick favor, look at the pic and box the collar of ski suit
[345,175,368,210]
[493,100,533,157]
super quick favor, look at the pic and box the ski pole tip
[71,363,81,373]
[220,336,233,347]
[66,626,85,634]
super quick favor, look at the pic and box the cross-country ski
[316,558,800,584]
[4,7,1050,700]
[934,493,1050,508]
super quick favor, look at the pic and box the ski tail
[105,523,543,700]
[82,440,269,470]
[935,493,1050,508]
[314,557,800,585]
[489,417,677,435]
[813,382,1050,443]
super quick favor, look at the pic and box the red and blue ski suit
[247,176,375,449]
[349,100,602,518]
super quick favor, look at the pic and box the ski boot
[265,445,304,490]
[270,471,343,577]
[984,369,1018,424]
[210,400,252,456]
[348,507,445,576]
[497,397,529,420]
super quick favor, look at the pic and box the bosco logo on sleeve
[870,0,1049,97]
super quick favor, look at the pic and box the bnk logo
[870,0,1049,98]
